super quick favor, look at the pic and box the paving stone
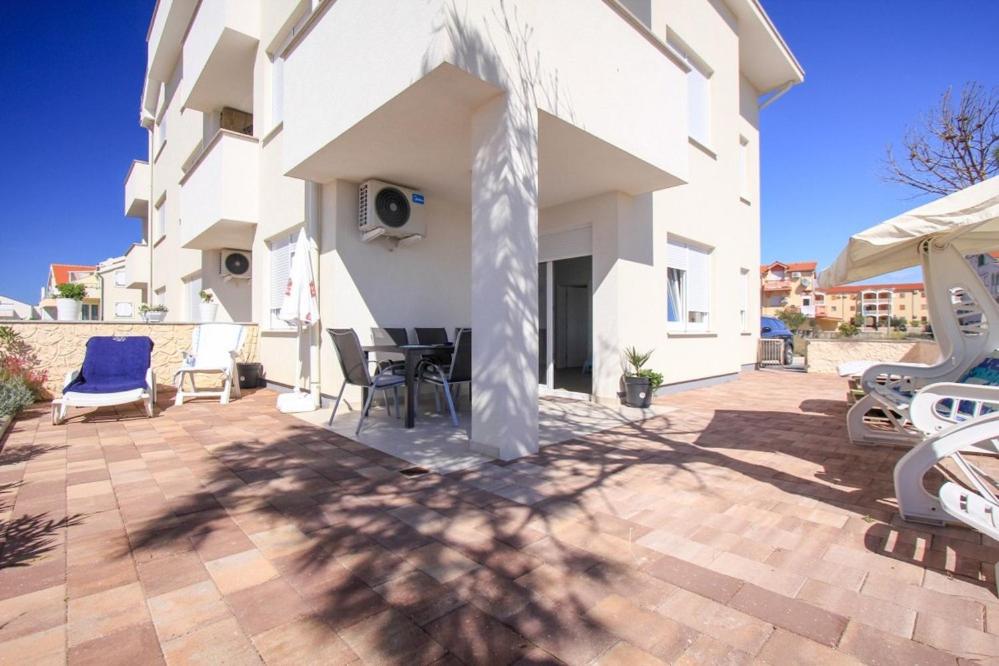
[251,617,359,664]
[839,621,957,666]
[728,583,848,647]
[3,374,997,663]
[67,582,149,647]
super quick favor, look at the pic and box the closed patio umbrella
[276,228,320,413]
[817,176,999,287]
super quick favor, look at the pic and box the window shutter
[667,240,688,270]
[186,275,202,321]
[687,67,710,146]
[271,57,284,128]
[269,236,292,310]
[686,246,711,315]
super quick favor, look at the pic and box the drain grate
[399,466,430,477]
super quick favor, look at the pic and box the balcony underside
[284,64,682,208]
[184,28,257,113]
[182,219,256,251]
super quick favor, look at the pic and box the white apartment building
[124,0,802,458]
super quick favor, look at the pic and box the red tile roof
[819,282,924,295]
[50,264,96,285]
[760,261,817,274]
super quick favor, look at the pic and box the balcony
[124,243,150,289]
[182,0,259,113]
[815,305,828,318]
[179,130,259,250]
[124,161,150,219]
[762,280,793,292]
[144,0,198,116]
[282,0,687,204]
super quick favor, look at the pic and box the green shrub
[635,368,664,392]
[55,283,87,301]
[838,321,860,337]
[0,376,34,417]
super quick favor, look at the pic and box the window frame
[667,237,713,333]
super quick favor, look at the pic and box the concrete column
[469,93,539,460]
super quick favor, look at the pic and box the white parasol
[276,229,320,413]
[817,177,999,288]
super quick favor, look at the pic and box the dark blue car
[761,316,794,365]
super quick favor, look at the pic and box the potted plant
[198,290,218,322]
[139,303,168,323]
[54,283,86,321]
[622,346,664,408]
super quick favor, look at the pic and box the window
[270,56,284,129]
[739,268,750,331]
[899,304,906,311]
[184,274,202,321]
[114,302,133,318]
[831,306,838,312]
[738,136,750,200]
[668,31,711,148]
[155,198,166,240]
[667,238,711,332]
[114,270,126,287]
[81,304,98,321]
[802,297,811,306]
[156,114,167,153]
[268,231,297,329]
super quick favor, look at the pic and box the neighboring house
[95,256,145,321]
[760,260,818,317]
[0,296,36,320]
[813,283,927,332]
[128,0,802,458]
[37,264,99,321]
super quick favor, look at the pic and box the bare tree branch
[883,82,999,195]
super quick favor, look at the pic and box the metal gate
[757,338,785,368]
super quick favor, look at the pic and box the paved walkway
[0,371,997,664]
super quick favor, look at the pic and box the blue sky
[760,0,999,284]
[0,2,996,304]
[0,1,154,304]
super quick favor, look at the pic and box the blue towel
[65,336,154,394]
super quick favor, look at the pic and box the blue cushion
[961,357,999,386]
[65,336,153,394]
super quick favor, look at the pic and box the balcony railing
[762,280,792,291]
[124,161,150,219]
[179,130,259,250]
[124,243,150,289]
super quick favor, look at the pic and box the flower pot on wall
[198,302,218,322]
[143,311,166,323]
[623,376,652,408]
[55,298,82,321]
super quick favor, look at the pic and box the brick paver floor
[1,370,998,664]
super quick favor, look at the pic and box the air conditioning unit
[358,179,426,242]
[220,250,251,279]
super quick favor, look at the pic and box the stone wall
[806,338,939,374]
[4,322,258,397]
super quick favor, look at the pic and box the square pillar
[469,93,539,460]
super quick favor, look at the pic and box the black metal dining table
[361,343,453,428]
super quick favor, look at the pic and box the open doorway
[538,255,592,396]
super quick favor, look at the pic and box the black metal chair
[417,328,471,426]
[415,327,452,367]
[326,328,405,435]
[371,327,408,375]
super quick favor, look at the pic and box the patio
[0,371,997,664]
